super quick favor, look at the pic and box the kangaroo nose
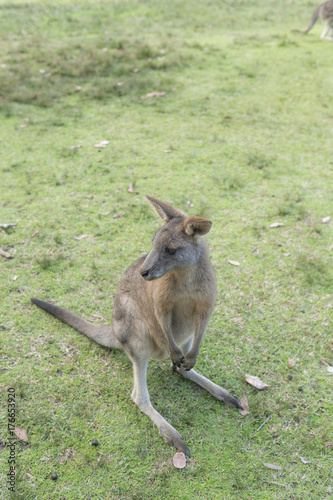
[140,269,149,279]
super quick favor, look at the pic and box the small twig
[0,248,12,259]
[263,480,286,488]
[257,415,271,431]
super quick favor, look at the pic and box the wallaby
[31,196,242,457]
[295,0,333,40]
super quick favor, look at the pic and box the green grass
[0,0,332,498]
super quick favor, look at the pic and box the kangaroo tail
[300,5,321,34]
[31,298,122,349]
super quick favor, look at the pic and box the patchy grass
[0,0,332,499]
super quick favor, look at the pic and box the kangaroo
[31,196,242,457]
[295,0,333,40]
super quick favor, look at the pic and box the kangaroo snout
[140,267,151,280]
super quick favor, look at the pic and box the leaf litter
[173,452,186,469]
[245,374,269,390]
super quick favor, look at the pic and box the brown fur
[31,196,242,456]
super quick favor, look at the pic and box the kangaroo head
[140,196,212,281]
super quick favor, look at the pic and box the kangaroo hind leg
[175,339,243,409]
[129,354,191,456]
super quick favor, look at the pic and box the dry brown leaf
[325,486,332,493]
[288,358,296,368]
[269,222,284,228]
[128,184,135,194]
[145,91,166,98]
[245,374,269,390]
[74,234,88,240]
[113,213,124,219]
[322,216,331,224]
[31,230,39,237]
[239,396,250,415]
[14,427,29,442]
[263,463,281,471]
[173,452,186,469]
[0,248,12,259]
[101,211,111,216]
[229,260,240,266]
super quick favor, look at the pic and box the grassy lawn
[0,0,332,498]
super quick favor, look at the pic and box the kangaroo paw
[159,425,191,457]
[223,393,244,410]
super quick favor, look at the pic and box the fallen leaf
[75,85,82,91]
[288,358,296,368]
[245,374,269,390]
[14,427,29,442]
[263,463,281,471]
[327,365,333,374]
[263,356,268,361]
[229,260,240,266]
[269,222,284,228]
[20,123,27,128]
[322,216,331,224]
[239,396,250,415]
[94,140,109,149]
[299,456,310,464]
[173,452,186,469]
[31,230,39,237]
[113,213,124,219]
[164,149,171,153]
[283,252,290,257]
[0,248,12,259]
[326,486,332,493]
[144,91,166,98]
[70,145,82,151]
[128,184,135,193]
[12,276,18,281]
[74,234,88,240]
[101,211,111,216]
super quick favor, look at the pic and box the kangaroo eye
[166,247,177,255]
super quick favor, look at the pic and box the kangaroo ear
[183,216,212,236]
[146,196,187,223]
